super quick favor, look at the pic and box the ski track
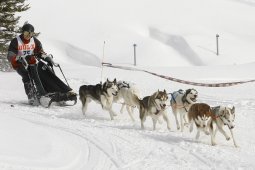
[1,93,255,169]
[17,115,123,169]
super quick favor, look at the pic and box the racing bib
[17,36,35,56]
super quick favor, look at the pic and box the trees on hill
[0,0,30,71]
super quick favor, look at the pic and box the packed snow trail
[1,89,255,169]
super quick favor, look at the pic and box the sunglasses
[23,31,35,36]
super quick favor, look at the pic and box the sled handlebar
[40,54,70,87]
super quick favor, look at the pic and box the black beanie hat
[22,24,34,32]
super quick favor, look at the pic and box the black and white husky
[170,89,198,132]
[139,90,171,130]
[79,79,118,120]
[113,81,141,121]
[209,105,238,147]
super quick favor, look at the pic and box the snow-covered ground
[1,0,255,169]
[1,63,255,169]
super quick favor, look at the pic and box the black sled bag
[29,61,77,107]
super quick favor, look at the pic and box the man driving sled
[7,23,76,106]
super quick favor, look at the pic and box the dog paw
[226,137,231,141]
[184,123,189,127]
[212,143,217,146]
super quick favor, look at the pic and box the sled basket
[24,56,77,107]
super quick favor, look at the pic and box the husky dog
[139,90,171,130]
[170,89,198,132]
[209,106,238,147]
[188,103,212,140]
[79,78,118,120]
[114,81,141,121]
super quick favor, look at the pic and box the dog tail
[133,94,141,107]
[79,85,86,100]
[79,85,87,108]
[79,86,82,98]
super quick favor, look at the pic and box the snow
[1,0,255,169]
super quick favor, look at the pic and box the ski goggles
[23,31,35,36]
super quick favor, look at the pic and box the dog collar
[212,114,220,119]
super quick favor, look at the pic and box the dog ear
[164,89,166,93]
[106,78,109,82]
[209,108,212,115]
[154,90,159,97]
[102,81,107,91]
[185,89,191,95]
[222,107,227,115]
[231,106,235,114]
[113,78,117,84]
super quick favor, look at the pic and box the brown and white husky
[188,103,212,140]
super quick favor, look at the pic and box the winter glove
[10,55,22,69]
[41,54,59,67]
[44,56,54,67]
[15,55,26,62]
[16,55,33,62]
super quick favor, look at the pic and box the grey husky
[209,105,238,147]
[113,80,141,122]
[79,78,118,120]
[170,89,198,132]
[139,90,171,130]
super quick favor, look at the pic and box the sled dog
[139,90,171,130]
[209,105,238,147]
[114,81,141,121]
[170,89,198,132]
[188,103,212,140]
[79,78,118,120]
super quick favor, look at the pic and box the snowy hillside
[1,0,255,169]
[19,0,255,66]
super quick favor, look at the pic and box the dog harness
[117,81,130,89]
[169,89,184,104]
[170,90,189,112]
[211,106,226,124]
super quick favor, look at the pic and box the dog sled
[19,53,77,107]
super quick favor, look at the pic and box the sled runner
[19,54,77,107]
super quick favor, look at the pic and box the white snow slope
[1,0,255,169]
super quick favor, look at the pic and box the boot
[24,82,37,105]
